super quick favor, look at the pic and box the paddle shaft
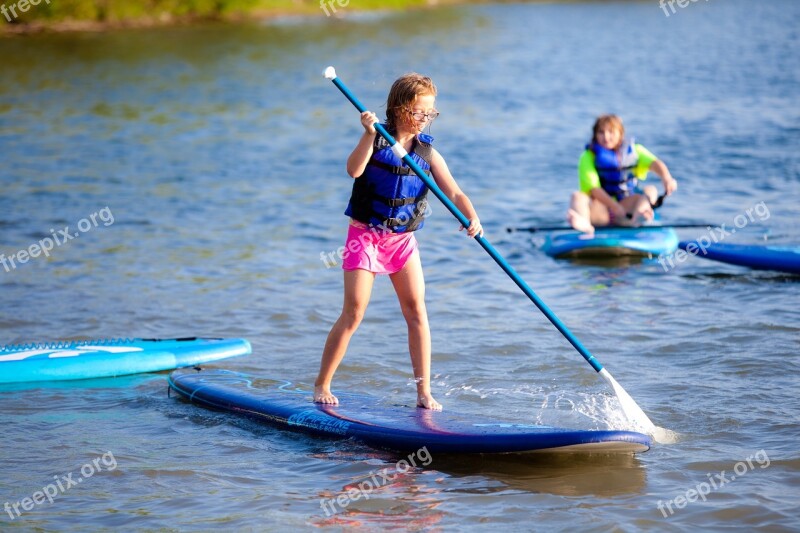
[508,223,718,234]
[327,73,604,373]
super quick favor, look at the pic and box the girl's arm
[649,159,678,195]
[346,111,378,178]
[429,148,483,238]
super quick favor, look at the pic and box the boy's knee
[571,191,589,203]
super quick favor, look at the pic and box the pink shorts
[341,220,418,275]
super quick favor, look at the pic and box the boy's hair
[592,114,625,145]
[385,73,437,129]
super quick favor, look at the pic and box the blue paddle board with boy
[168,368,651,454]
[552,114,680,259]
[566,114,678,235]
[543,225,679,258]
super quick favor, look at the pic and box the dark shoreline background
[0,0,611,34]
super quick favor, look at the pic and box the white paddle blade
[599,368,659,436]
[323,66,337,80]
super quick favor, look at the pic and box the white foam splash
[440,380,680,444]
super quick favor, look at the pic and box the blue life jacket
[589,138,640,201]
[344,128,433,233]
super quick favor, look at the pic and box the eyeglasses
[407,109,440,121]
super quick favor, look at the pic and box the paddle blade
[598,368,669,442]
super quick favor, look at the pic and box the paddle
[323,66,661,438]
[507,222,715,234]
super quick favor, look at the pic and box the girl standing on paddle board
[314,73,483,411]
[567,114,678,234]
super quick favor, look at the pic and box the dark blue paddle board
[543,226,678,258]
[168,369,651,454]
[0,337,251,384]
[678,241,800,274]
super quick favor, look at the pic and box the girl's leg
[589,197,612,227]
[314,268,376,404]
[619,193,654,224]
[389,252,441,411]
[567,191,595,233]
[641,184,658,206]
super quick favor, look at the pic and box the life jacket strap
[383,192,428,207]
[377,196,429,231]
[597,164,638,173]
[403,197,428,232]
[359,185,427,208]
[366,158,432,178]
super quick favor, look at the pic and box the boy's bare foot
[567,209,594,234]
[636,204,655,222]
[314,385,338,405]
[417,393,442,411]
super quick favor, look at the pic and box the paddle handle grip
[324,68,604,373]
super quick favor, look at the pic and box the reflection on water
[554,254,657,269]
[0,373,164,393]
[433,452,646,497]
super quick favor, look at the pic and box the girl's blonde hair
[385,73,437,130]
[592,114,625,146]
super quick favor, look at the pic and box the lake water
[1,0,799,530]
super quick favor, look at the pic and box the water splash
[440,380,680,444]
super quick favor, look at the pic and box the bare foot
[417,393,442,411]
[567,209,594,234]
[314,385,338,405]
[637,205,655,222]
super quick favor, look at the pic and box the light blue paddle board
[0,337,251,384]
[168,368,651,455]
[543,226,678,258]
